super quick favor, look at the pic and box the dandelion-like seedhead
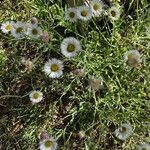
[65,7,78,22]
[114,123,133,140]
[39,136,58,150]
[108,6,121,21]
[29,90,43,104]
[1,21,14,33]
[44,58,64,78]
[89,0,104,17]
[61,37,81,58]
[88,76,102,91]
[77,5,93,21]
[124,50,141,67]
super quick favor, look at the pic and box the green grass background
[0,0,150,149]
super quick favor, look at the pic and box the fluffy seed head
[124,50,141,67]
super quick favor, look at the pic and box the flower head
[60,37,81,58]
[26,24,42,39]
[29,90,43,104]
[65,7,78,22]
[40,31,49,43]
[39,136,58,150]
[44,58,64,78]
[77,5,93,21]
[124,50,141,67]
[31,17,38,25]
[11,21,26,39]
[1,21,14,33]
[89,0,104,17]
[114,123,133,140]
[108,6,121,21]
[88,76,102,91]
[137,143,150,150]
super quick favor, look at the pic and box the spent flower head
[40,31,49,43]
[31,17,38,25]
[88,76,102,91]
[124,50,141,67]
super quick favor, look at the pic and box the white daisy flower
[26,24,42,39]
[1,21,14,33]
[11,21,26,39]
[39,136,58,150]
[60,37,81,58]
[89,0,104,17]
[124,50,141,67]
[108,6,121,21]
[77,5,93,21]
[114,123,133,140]
[29,90,43,104]
[65,7,78,22]
[44,58,64,78]
[137,143,150,150]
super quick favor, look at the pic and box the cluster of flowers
[65,0,121,22]
[37,124,150,150]
[0,17,47,40]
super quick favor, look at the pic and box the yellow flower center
[81,10,88,17]
[111,10,116,17]
[67,44,75,52]
[51,64,59,72]
[69,12,75,18]
[93,4,100,11]
[119,126,127,133]
[44,140,53,148]
[33,92,39,99]
[16,27,23,33]
[128,53,135,60]
[32,28,38,35]
[5,24,12,30]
